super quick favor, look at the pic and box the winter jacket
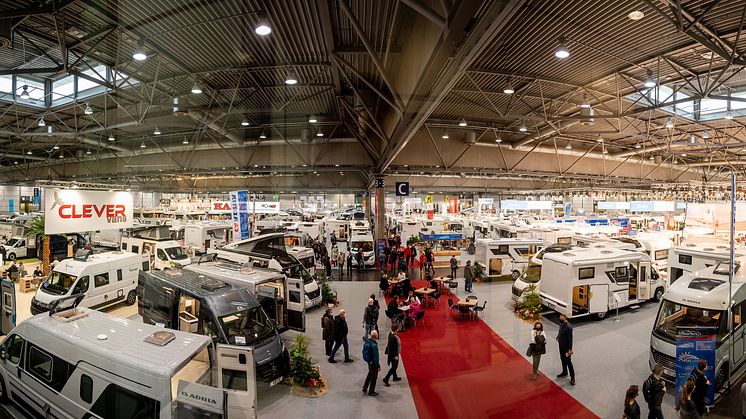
[557,321,573,350]
[333,315,348,341]
[464,265,474,281]
[645,374,665,407]
[363,339,380,368]
[363,305,379,326]
[385,331,400,362]
[450,257,458,269]
[322,314,334,340]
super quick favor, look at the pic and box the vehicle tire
[6,253,15,261]
[0,375,7,402]
[654,287,664,301]
[511,270,520,280]
[595,311,608,320]
[126,290,137,306]
[715,363,729,391]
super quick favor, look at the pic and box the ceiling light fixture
[108,134,115,141]
[635,143,641,149]
[19,85,29,100]
[580,93,590,109]
[503,86,515,94]
[191,83,203,94]
[628,10,645,20]
[241,119,250,126]
[441,131,449,139]
[255,18,272,36]
[681,153,687,157]
[702,130,710,139]
[495,135,502,143]
[643,71,656,88]
[86,149,91,155]
[284,70,298,85]
[38,116,45,127]
[725,111,734,120]
[308,115,317,123]
[140,142,146,148]
[58,154,63,159]
[53,145,59,150]
[565,143,572,149]
[259,131,267,139]
[554,36,569,59]
[132,40,147,61]
[518,122,527,132]
[458,118,467,127]
[182,138,189,144]
[84,103,93,115]
[26,150,32,155]
[153,126,161,135]
[649,155,654,160]
[689,134,697,145]
[316,130,324,137]
[665,117,674,129]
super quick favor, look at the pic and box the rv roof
[56,251,142,274]
[477,238,544,245]
[18,308,211,376]
[545,247,644,265]
[147,268,245,297]
[187,260,284,282]
[664,263,746,309]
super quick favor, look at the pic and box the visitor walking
[679,380,700,419]
[361,330,380,396]
[688,360,709,417]
[322,308,335,356]
[622,385,641,419]
[363,298,379,340]
[464,260,474,293]
[382,323,402,386]
[450,255,458,280]
[346,251,353,277]
[643,363,666,419]
[529,321,546,380]
[329,309,353,363]
[556,313,575,385]
[337,251,345,278]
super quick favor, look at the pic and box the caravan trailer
[474,238,544,280]
[668,243,746,284]
[650,262,746,389]
[540,248,666,320]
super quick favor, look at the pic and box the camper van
[217,233,322,308]
[512,243,575,301]
[31,251,148,315]
[0,305,259,419]
[288,246,316,277]
[183,223,233,254]
[540,248,666,320]
[324,219,350,242]
[350,230,375,269]
[139,268,290,388]
[474,238,544,280]
[5,233,84,261]
[650,262,746,389]
[610,236,674,280]
[121,226,191,270]
[667,243,746,284]
[88,229,122,249]
[296,221,324,240]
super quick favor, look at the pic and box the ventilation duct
[579,107,594,125]
[300,128,310,143]
[464,131,477,144]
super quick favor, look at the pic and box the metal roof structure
[1,0,746,193]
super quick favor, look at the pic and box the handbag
[525,343,534,357]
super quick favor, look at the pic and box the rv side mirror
[0,348,6,360]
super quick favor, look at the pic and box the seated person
[33,267,43,277]
[379,275,389,292]
[407,299,421,321]
[386,296,404,323]
[397,270,407,281]
[406,290,420,305]
[401,278,414,296]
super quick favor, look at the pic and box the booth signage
[44,188,133,235]
[176,379,224,415]
[395,182,409,196]
[237,191,250,241]
[674,327,716,409]
[210,201,232,214]
[477,198,493,205]
[229,192,241,242]
[248,201,281,214]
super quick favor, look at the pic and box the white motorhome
[398,219,422,245]
[470,220,491,240]
[88,228,122,249]
[121,226,191,270]
[0,305,255,418]
[474,238,544,280]
[184,222,233,254]
[217,233,322,308]
[349,230,375,269]
[540,248,666,320]
[667,243,746,284]
[31,251,148,315]
[512,242,575,301]
[324,219,350,242]
[296,221,324,240]
[610,236,674,281]
[287,246,316,277]
[650,262,746,389]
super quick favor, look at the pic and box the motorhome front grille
[307,288,320,300]
[257,354,288,380]
[651,349,675,370]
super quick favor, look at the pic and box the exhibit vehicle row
[474,238,544,280]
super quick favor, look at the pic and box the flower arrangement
[514,284,542,321]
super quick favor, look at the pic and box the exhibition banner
[237,191,250,241]
[597,201,631,210]
[209,201,232,214]
[629,201,675,212]
[229,192,240,242]
[500,200,553,210]
[674,327,716,409]
[44,188,133,235]
[248,201,281,214]
[477,198,494,205]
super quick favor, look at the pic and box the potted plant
[25,216,50,274]
[514,284,542,322]
[472,261,485,283]
[289,335,327,397]
[321,282,338,306]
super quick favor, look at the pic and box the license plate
[269,376,284,387]
[663,368,673,377]
[546,302,555,310]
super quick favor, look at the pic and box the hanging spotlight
[26,150,32,155]
[518,122,527,132]
[458,118,468,127]
[86,149,92,155]
[191,83,203,94]
[84,103,93,115]
[554,36,569,59]
[38,116,45,127]
[108,134,115,142]
[725,111,734,120]
[308,115,318,123]
[665,117,674,129]
[255,18,272,36]
[580,93,590,109]
[702,130,710,139]
[153,126,161,135]
[140,142,146,148]
[182,138,189,144]
[285,70,298,85]
[565,142,572,150]
[132,40,147,61]
[316,129,324,137]
[643,71,656,88]
[495,135,502,143]
[53,145,59,150]
[19,85,29,100]
[58,153,63,159]
[241,119,250,127]
[635,143,642,149]
[503,86,515,94]
[441,131,450,139]
[649,155,654,160]
[259,131,267,139]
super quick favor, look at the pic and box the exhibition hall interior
[5,0,746,418]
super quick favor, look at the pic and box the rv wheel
[6,253,15,261]
[0,375,6,401]
[595,311,607,320]
[715,363,729,390]
[511,270,520,280]
[126,290,137,305]
[654,288,664,301]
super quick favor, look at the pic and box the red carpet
[388,280,598,419]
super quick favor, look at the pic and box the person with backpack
[363,298,379,340]
[528,321,547,380]
[622,385,641,419]
[688,360,709,416]
[361,330,381,396]
[643,363,666,419]
[449,255,458,281]
[321,308,335,356]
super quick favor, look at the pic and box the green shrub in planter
[289,335,321,388]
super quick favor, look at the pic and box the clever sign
[44,188,133,235]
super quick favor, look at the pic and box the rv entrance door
[589,284,608,315]
[286,277,306,332]
[1,279,15,334]
[217,344,257,419]
[638,261,651,300]
[256,284,286,330]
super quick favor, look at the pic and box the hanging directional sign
[373,178,385,188]
[395,182,410,196]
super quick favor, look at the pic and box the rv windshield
[165,246,189,260]
[653,299,727,344]
[41,272,78,295]
[285,263,314,285]
[351,241,373,252]
[521,263,541,284]
[298,256,315,271]
[219,306,275,344]
[5,238,20,247]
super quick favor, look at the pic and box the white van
[474,238,544,280]
[540,247,666,320]
[3,236,31,260]
[650,261,746,389]
[512,243,575,301]
[350,231,375,269]
[0,305,256,418]
[668,243,746,284]
[31,251,148,315]
[610,236,674,281]
[296,221,324,240]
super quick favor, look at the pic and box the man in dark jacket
[556,313,575,385]
[689,359,709,416]
[464,260,474,293]
[382,324,402,386]
[321,308,335,356]
[645,363,666,419]
[362,330,381,396]
[363,298,379,340]
[328,309,353,363]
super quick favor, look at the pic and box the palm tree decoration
[25,216,50,275]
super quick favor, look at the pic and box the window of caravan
[655,249,669,260]
[117,269,123,281]
[80,374,93,403]
[351,241,373,252]
[219,304,275,345]
[165,246,189,260]
[614,266,629,282]
[41,272,78,295]
[4,334,23,364]
[132,245,139,254]
[122,243,128,250]
[28,345,52,381]
[653,300,726,344]
[91,383,160,419]
[679,254,692,265]
[95,272,110,287]
[579,267,594,280]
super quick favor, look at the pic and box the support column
[375,184,386,243]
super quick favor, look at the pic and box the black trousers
[362,364,378,394]
[559,347,575,378]
[324,338,334,356]
[451,267,457,279]
[383,359,399,382]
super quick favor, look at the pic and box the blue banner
[8,200,13,213]
[237,190,250,241]
[675,327,716,409]
[230,191,240,242]
[419,233,462,241]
